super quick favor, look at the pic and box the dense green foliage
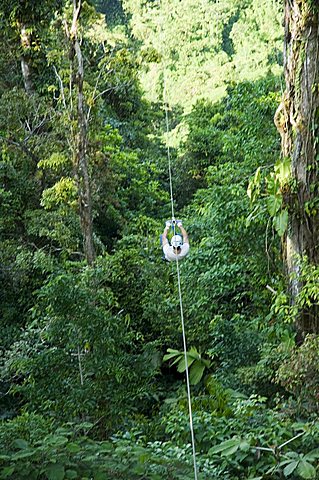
[1,0,319,479]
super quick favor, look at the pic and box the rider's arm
[162,225,170,246]
[179,225,189,244]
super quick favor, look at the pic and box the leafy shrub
[276,335,319,414]
[1,259,161,431]
[151,388,319,479]
[0,419,215,480]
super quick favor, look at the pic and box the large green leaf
[296,459,316,479]
[66,443,81,453]
[274,157,291,185]
[266,174,280,195]
[222,444,241,456]
[65,471,78,480]
[247,167,261,202]
[162,348,182,362]
[176,354,194,373]
[11,450,36,460]
[187,346,201,360]
[163,347,210,382]
[274,209,288,236]
[13,439,29,450]
[44,435,68,448]
[267,194,282,216]
[305,448,319,461]
[45,463,65,480]
[189,360,206,385]
[209,438,241,456]
[283,460,298,477]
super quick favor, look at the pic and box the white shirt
[163,243,190,262]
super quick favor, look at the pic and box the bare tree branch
[53,65,67,108]
[70,0,82,39]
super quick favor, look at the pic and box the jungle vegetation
[1,1,319,479]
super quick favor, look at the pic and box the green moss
[307,0,319,14]
[294,40,306,103]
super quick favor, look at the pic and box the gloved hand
[165,220,171,228]
[177,221,182,227]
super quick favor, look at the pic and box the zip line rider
[162,219,190,262]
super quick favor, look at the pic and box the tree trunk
[20,24,34,95]
[69,0,95,265]
[279,1,319,336]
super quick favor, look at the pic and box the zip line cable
[160,3,198,479]
[175,256,198,480]
[163,76,175,222]
[163,74,199,480]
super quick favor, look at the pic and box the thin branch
[90,86,113,102]
[23,117,49,142]
[252,446,275,453]
[278,432,305,450]
[84,416,105,435]
[86,68,104,123]
[266,284,277,295]
[70,0,82,39]
[252,431,305,455]
[86,83,130,123]
[53,65,67,108]
[25,119,32,132]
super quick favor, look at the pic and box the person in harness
[162,219,190,262]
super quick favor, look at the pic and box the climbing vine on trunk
[277,0,319,336]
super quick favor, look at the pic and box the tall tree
[0,0,62,94]
[65,0,95,265]
[277,1,319,336]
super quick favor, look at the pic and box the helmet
[171,235,183,248]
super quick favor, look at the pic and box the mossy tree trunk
[279,1,319,336]
[67,0,95,266]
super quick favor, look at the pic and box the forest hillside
[1,1,319,479]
